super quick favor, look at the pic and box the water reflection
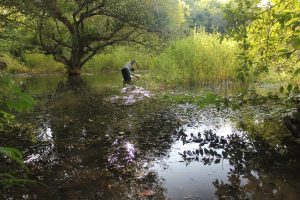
[107,139,136,169]
[150,104,300,199]
[38,122,53,142]
[108,85,152,105]
[5,74,300,199]
[55,76,88,95]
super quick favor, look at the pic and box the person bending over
[121,60,139,85]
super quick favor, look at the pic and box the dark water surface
[10,73,300,200]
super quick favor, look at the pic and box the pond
[8,73,300,199]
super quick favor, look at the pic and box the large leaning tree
[0,0,167,75]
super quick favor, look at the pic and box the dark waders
[121,68,131,85]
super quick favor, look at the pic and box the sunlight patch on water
[125,141,136,160]
[107,85,152,105]
[26,124,57,164]
[107,139,137,169]
[38,122,53,142]
[25,143,55,164]
[148,103,246,199]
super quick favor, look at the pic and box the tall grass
[24,54,64,73]
[0,53,64,73]
[85,46,153,72]
[144,30,240,88]
[1,31,240,81]
[0,54,28,73]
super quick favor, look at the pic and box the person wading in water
[121,60,139,85]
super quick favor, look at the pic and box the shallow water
[8,73,300,200]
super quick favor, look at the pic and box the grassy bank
[0,54,64,74]
[23,54,64,73]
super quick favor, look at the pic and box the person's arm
[130,72,139,79]
[129,64,139,78]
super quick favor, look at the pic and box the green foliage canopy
[186,0,228,33]
[223,0,300,80]
[0,0,169,75]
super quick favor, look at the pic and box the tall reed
[145,30,240,88]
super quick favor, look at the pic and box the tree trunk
[67,65,82,76]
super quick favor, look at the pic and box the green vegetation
[0,0,300,198]
[0,54,64,74]
[0,147,37,192]
[83,30,240,88]
[224,0,299,82]
[144,30,239,88]
[0,0,298,84]
[0,0,169,75]
[0,74,36,195]
[85,46,153,72]
[23,54,64,73]
[185,0,228,33]
[0,0,298,140]
[0,54,28,74]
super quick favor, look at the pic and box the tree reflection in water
[6,74,300,200]
[173,109,300,200]
[12,78,178,199]
[55,76,89,95]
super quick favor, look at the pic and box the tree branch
[53,11,75,35]
[53,54,70,67]
[78,0,107,23]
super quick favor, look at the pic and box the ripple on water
[106,85,152,105]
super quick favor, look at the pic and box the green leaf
[0,111,15,123]
[0,147,28,171]
[6,93,35,112]
[288,35,300,50]
[0,173,37,188]
[294,68,300,76]
[293,85,299,93]
[287,84,293,92]
[279,86,284,93]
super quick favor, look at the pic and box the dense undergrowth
[0,73,37,195]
